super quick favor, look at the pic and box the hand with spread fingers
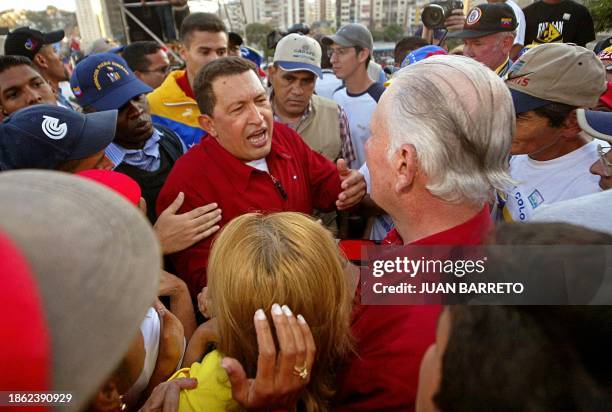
[445,9,466,31]
[220,304,316,411]
[336,158,366,211]
[154,192,222,254]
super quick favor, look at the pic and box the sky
[1,0,76,12]
[0,0,217,13]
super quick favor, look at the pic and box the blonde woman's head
[207,212,353,411]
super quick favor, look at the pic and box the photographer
[420,2,466,46]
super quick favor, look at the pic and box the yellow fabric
[147,70,201,129]
[495,57,511,76]
[168,350,243,412]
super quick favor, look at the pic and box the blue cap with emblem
[0,104,117,171]
[70,53,153,111]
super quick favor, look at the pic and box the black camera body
[421,0,464,30]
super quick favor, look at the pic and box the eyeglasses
[140,65,170,75]
[597,144,612,177]
[326,47,355,58]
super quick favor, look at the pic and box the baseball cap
[4,27,64,60]
[0,104,117,171]
[577,109,612,144]
[506,43,607,114]
[0,229,50,396]
[0,169,161,411]
[77,170,142,206]
[273,33,322,78]
[448,3,517,39]
[322,23,374,51]
[70,52,152,111]
[401,45,447,68]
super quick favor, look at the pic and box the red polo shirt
[333,206,492,411]
[157,122,342,298]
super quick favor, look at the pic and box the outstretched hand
[336,159,366,211]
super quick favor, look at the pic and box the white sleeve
[509,1,526,46]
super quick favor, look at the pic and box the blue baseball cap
[577,109,612,144]
[0,104,117,171]
[401,45,447,68]
[70,53,152,111]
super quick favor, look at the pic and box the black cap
[4,27,65,60]
[448,3,517,39]
[0,104,116,171]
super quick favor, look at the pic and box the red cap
[0,230,51,405]
[600,81,612,109]
[76,170,142,206]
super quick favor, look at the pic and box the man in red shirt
[157,57,366,298]
[333,55,515,410]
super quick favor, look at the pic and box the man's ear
[561,110,582,139]
[357,49,371,65]
[179,43,188,62]
[393,143,418,194]
[198,114,218,137]
[33,52,48,69]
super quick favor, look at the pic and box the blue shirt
[105,128,167,171]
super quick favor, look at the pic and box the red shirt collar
[198,124,293,193]
[176,72,196,100]
[382,205,492,246]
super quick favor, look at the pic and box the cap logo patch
[501,17,513,28]
[292,45,316,63]
[41,115,68,140]
[92,61,130,91]
[24,38,36,50]
[72,86,82,97]
[467,8,482,26]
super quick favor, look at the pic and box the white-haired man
[449,3,518,76]
[333,55,515,410]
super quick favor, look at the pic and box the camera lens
[422,4,445,29]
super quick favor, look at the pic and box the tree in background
[246,22,274,51]
[383,24,404,42]
[586,0,612,33]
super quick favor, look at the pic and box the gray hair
[383,55,514,205]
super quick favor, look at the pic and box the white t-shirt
[359,163,394,241]
[504,140,606,222]
[315,69,343,100]
[532,190,612,235]
[333,83,385,169]
[506,0,526,46]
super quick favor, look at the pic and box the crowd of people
[1,0,612,411]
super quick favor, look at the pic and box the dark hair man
[0,104,116,172]
[147,13,228,148]
[4,27,72,109]
[323,24,386,169]
[0,55,57,117]
[122,41,171,89]
[70,53,222,250]
[523,0,595,48]
[394,36,429,67]
[503,43,607,222]
[157,56,366,298]
[227,32,243,56]
[448,3,518,76]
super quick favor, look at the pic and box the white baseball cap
[273,33,322,78]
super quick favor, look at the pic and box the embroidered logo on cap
[24,38,36,50]
[92,61,130,90]
[72,86,82,97]
[467,8,482,26]
[41,115,68,140]
[501,17,513,28]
